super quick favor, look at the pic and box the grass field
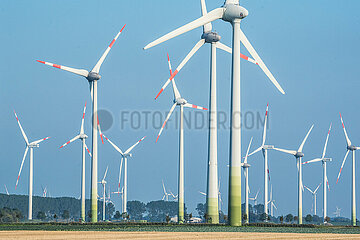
[0,222,359,234]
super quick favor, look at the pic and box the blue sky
[1,0,360,218]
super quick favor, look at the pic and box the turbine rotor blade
[59,135,80,149]
[14,111,29,145]
[244,137,253,164]
[321,123,332,159]
[144,8,224,50]
[36,60,89,77]
[273,147,297,156]
[200,0,212,33]
[302,158,322,165]
[84,142,92,157]
[215,42,257,65]
[340,113,352,147]
[92,25,126,73]
[32,137,50,145]
[155,39,205,100]
[183,103,208,110]
[80,102,87,134]
[156,103,177,142]
[103,135,124,155]
[337,150,350,184]
[16,147,29,189]
[238,29,285,94]
[124,136,146,154]
[298,124,314,153]
[103,166,108,181]
[262,103,269,146]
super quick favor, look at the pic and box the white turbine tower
[99,166,108,221]
[248,104,274,218]
[103,135,146,215]
[37,25,126,222]
[144,0,285,226]
[336,113,360,226]
[304,183,321,216]
[14,111,50,220]
[148,0,256,224]
[155,53,207,223]
[162,180,172,201]
[273,125,314,224]
[303,124,332,223]
[242,137,252,224]
[150,1,257,222]
[267,185,277,217]
[59,103,92,222]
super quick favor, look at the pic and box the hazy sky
[1,0,360,218]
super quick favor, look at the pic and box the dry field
[0,231,360,240]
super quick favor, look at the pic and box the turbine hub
[79,134,88,139]
[295,152,304,158]
[242,163,251,168]
[175,98,187,105]
[201,32,221,43]
[29,143,39,148]
[222,4,248,22]
[348,145,357,151]
[86,72,101,82]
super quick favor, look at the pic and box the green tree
[127,200,146,220]
[106,202,115,219]
[279,215,284,224]
[242,213,248,222]
[294,216,298,223]
[37,211,46,220]
[62,210,70,220]
[305,214,313,222]
[114,211,121,220]
[325,216,331,223]
[166,215,170,223]
[196,203,206,217]
[285,214,293,223]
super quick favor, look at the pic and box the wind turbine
[273,125,314,224]
[303,124,332,223]
[14,111,50,220]
[59,103,92,222]
[147,1,257,224]
[333,206,341,218]
[103,135,146,215]
[99,166,108,221]
[336,113,360,226]
[267,185,277,217]
[37,25,126,222]
[4,185,9,196]
[144,0,285,226]
[155,53,207,223]
[242,137,252,223]
[248,104,274,217]
[41,186,47,198]
[249,188,260,211]
[162,180,172,201]
[304,183,321,216]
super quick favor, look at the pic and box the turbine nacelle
[175,98,187,105]
[322,158,332,163]
[79,133,88,139]
[28,143,39,148]
[86,72,101,82]
[241,163,251,168]
[201,32,221,43]
[347,145,357,151]
[222,4,248,22]
[123,153,132,158]
[295,152,304,158]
